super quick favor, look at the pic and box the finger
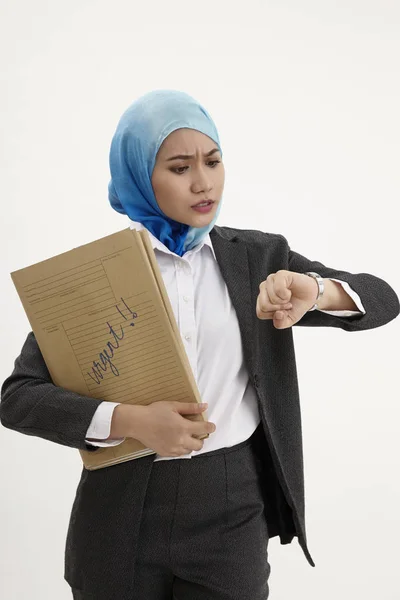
[268,273,292,304]
[185,437,204,453]
[257,307,277,318]
[257,295,292,316]
[191,419,216,435]
[175,402,208,414]
[257,289,292,311]
[258,301,293,314]
[258,309,290,320]
[259,279,292,312]
[273,310,294,329]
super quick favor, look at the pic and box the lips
[192,200,214,207]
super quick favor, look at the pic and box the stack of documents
[11,228,207,470]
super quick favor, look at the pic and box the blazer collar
[210,226,255,378]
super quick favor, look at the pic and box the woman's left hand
[256,270,319,329]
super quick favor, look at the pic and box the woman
[1,90,399,600]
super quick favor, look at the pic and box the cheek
[165,177,182,196]
[151,171,164,196]
[152,173,169,201]
[215,165,225,189]
[152,174,186,211]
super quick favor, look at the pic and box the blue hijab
[108,90,223,256]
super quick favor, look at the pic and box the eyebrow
[165,148,220,161]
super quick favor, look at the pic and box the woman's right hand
[114,401,216,457]
[139,401,216,457]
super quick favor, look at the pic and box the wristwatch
[304,271,324,311]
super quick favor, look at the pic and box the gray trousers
[72,423,271,600]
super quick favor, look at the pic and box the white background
[1,1,399,598]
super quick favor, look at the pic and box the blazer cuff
[316,278,366,317]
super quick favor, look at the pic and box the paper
[11,228,206,470]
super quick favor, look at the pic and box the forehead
[157,128,217,157]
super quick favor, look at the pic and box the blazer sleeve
[0,331,104,452]
[281,237,400,331]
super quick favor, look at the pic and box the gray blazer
[1,225,399,598]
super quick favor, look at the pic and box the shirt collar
[128,219,216,260]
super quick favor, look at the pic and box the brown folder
[10,228,208,470]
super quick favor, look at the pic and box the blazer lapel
[209,227,255,378]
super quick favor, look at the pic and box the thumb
[175,402,208,414]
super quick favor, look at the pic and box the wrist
[109,404,146,440]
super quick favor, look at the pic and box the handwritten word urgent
[86,297,138,385]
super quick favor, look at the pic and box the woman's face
[151,128,225,227]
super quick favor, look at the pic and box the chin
[186,215,214,228]
[184,207,216,228]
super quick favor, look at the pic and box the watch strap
[304,271,324,311]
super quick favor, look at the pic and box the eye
[170,166,189,174]
[169,159,221,175]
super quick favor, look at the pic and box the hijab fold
[108,90,223,256]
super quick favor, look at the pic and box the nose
[191,166,213,194]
